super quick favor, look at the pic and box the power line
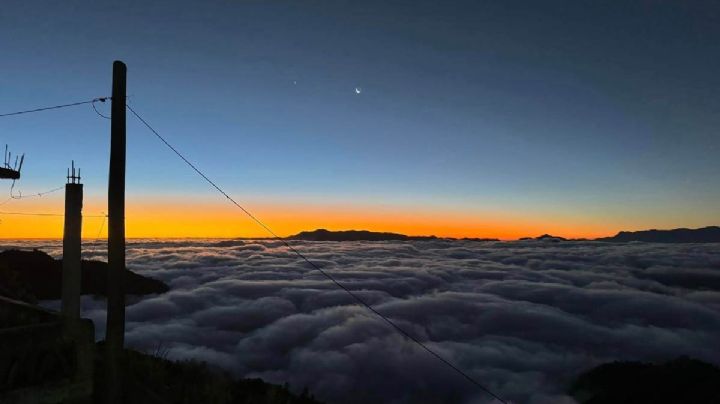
[92,100,111,119]
[0,97,109,118]
[97,213,107,238]
[0,211,63,217]
[0,211,106,218]
[0,184,65,207]
[10,185,65,201]
[127,104,508,404]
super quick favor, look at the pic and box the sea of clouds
[7,239,720,404]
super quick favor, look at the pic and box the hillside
[0,249,168,304]
[570,357,720,403]
[597,226,720,243]
[98,343,323,404]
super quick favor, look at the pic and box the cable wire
[127,104,508,404]
[0,211,63,217]
[92,99,111,119]
[1,185,65,207]
[10,185,65,200]
[0,97,109,118]
[97,213,107,238]
[0,211,106,218]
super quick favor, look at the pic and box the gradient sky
[0,0,718,239]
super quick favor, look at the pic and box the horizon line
[1,226,716,242]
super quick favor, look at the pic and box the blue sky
[1,0,718,237]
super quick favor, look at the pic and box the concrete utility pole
[105,60,127,404]
[61,161,83,319]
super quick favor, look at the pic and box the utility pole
[105,60,126,404]
[61,161,95,403]
[61,161,83,319]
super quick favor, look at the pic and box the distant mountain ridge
[287,229,437,241]
[597,226,720,243]
[286,226,720,243]
[520,234,568,242]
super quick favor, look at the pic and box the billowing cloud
[15,239,720,404]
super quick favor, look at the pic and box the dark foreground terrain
[0,249,168,303]
[571,357,720,403]
[96,343,323,404]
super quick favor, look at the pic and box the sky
[0,0,719,239]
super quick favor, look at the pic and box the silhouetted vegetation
[0,249,168,303]
[94,342,323,404]
[570,357,720,403]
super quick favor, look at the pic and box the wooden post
[105,60,127,404]
[61,161,83,319]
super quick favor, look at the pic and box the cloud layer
[15,239,720,404]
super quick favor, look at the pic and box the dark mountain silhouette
[519,234,568,242]
[0,249,168,304]
[597,226,720,243]
[280,227,720,243]
[287,229,437,241]
[570,357,720,403]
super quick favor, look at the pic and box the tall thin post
[105,60,127,404]
[61,161,83,319]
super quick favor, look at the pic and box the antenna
[0,146,22,180]
[67,160,81,184]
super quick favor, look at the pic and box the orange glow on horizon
[0,196,621,240]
